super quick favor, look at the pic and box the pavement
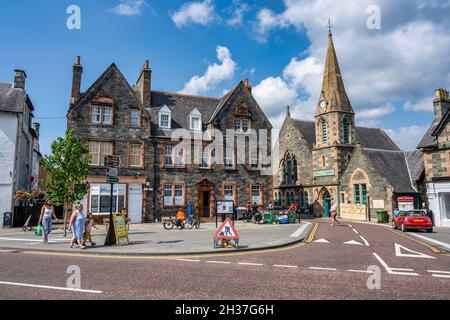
[0,219,449,300]
[0,221,313,255]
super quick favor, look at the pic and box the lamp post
[337,180,341,218]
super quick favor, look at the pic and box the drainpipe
[337,180,341,218]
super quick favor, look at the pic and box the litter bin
[3,212,12,228]
[377,210,388,223]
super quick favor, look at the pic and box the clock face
[320,100,327,109]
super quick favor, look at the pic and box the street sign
[105,155,121,168]
[215,218,239,240]
[107,168,119,177]
[296,180,301,186]
[107,177,120,184]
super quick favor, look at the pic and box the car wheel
[427,228,433,233]
[401,223,407,233]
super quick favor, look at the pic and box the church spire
[317,25,354,115]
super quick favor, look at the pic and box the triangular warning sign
[215,218,239,240]
[394,243,436,259]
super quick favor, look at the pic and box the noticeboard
[216,201,234,214]
[113,213,130,246]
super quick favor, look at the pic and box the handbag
[35,224,43,237]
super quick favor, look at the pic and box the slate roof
[418,108,450,149]
[291,120,400,151]
[148,91,221,137]
[364,149,421,193]
[0,83,25,113]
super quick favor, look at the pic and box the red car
[392,210,433,233]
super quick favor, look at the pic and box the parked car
[392,210,433,233]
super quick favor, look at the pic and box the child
[83,212,97,246]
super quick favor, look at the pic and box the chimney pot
[76,56,81,65]
[13,70,27,89]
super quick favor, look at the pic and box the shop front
[83,177,146,224]
[427,181,450,228]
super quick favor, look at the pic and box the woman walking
[69,203,87,249]
[38,199,58,244]
[330,199,341,226]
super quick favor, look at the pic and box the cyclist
[176,209,185,227]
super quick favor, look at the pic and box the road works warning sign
[214,218,239,240]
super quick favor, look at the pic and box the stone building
[418,88,450,227]
[0,70,41,227]
[67,58,272,223]
[274,30,423,221]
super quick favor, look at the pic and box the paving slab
[0,221,313,256]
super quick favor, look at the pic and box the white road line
[432,274,450,279]
[206,261,231,265]
[359,235,370,247]
[273,265,298,269]
[394,243,435,259]
[352,228,359,235]
[0,281,102,294]
[407,233,450,251]
[390,268,415,272]
[372,253,419,276]
[0,237,69,243]
[428,270,450,274]
[348,270,375,274]
[309,267,337,271]
[289,222,311,238]
[177,259,200,263]
[238,262,263,266]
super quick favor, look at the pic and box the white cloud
[384,125,428,150]
[253,77,298,117]
[227,1,251,27]
[251,0,450,115]
[171,0,216,28]
[181,46,237,95]
[357,104,395,120]
[404,96,434,112]
[112,0,146,16]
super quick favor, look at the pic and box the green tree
[41,129,90,236]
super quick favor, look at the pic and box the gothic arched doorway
[320,189,331,218]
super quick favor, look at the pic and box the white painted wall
[0,112,18,227]
[427,182,450,228]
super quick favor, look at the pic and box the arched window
[293,159,298,181]
[322,119,328,144]
[286,192,291,207]
[322,155,326,168]
[342,118,350,144]
[281,161,286,184]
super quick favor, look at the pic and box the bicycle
[186,216,201,230]
[163,217,185,230]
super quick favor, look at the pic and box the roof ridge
[152,91,221,100]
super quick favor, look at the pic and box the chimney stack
[243,79,252,93]
[13,70,27,89]
[136,60,152,106]
[33,123,40,137]
[71,56,83,105]
[433,88,450,121]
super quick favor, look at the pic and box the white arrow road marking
[289,222,311,238]
[0,281,102,294]
[428,270,450,279]
[373,253,419,276]
[394,243,436,259]
[359,235,370,247]
[344,240,363,246]
[313,239,330,243]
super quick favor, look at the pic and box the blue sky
[1,0,449,155]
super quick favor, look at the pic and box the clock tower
[313,27,356,197]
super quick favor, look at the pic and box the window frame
[159,112,171,129]
[88,141,114,166]
[130,109,141,127]
[129,143,143,168]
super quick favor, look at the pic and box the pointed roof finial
[286,105,291,118]
[328,19,333,36]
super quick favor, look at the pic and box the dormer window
[159,105,171,129]
[189,108,202,131]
